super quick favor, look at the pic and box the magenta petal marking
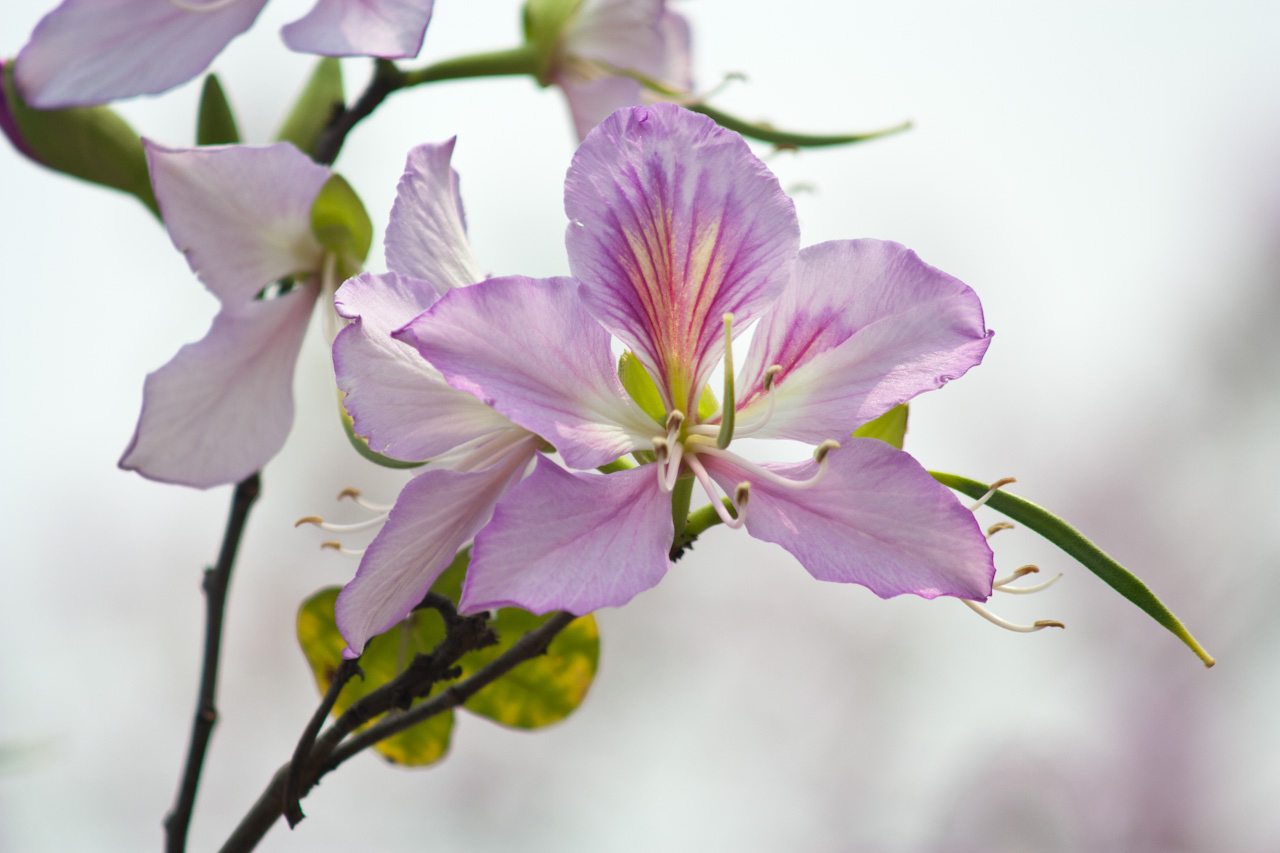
[736,240,993,442]
[334,272,515,460]
[461,458,673,615]
[396,276,656,469]
[145,141,330,307]
[334,435,539,657]
[282,0,434,59]
[14,0,268,108]
[383,139,483,292]
[703,440,995,600]
[565,103,799,412]
[119,283,318,489]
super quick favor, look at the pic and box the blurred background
[2,0,1278,850]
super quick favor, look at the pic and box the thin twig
[281,658,362,827]
[218,611,576,853]
[164,473,262,853]
[312,60,405,166]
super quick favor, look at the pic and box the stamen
[962,599,1065,632]
[295,514,387,533]
[716,314,736,450]
[968,477,1016,511]
[663,440,685,492]
[320,541,366,558]
[733,481,751,508]
[813,439,839,464]
[995,572,1063,595]
[337,488,393,514]
[164,0,243,12]
[693,442,835,491]
[652,437,670,462]
[986,522,1015,538]
[992,564,1039,587]
[685,454,745,529]
[731,365,783,438]
[665,410,685,435]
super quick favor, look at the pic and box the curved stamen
[731,365,783,438]
[961,599,1064,632]
[295,514,388,533]
[691,439,838,491]
[986,521,1015,538]
[685,454,745,529]
[164,0,243,12]
[337,487,393,514]
[996,573,1063,595]
[969,477,1016,511]
[320,541,366,558]
[663,440,685,492]
[652,438,671,492]
[992,564,1039,587]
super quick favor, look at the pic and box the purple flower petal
[565,103,799,414]
[462,458,673,614]
[334,272,517,460]
[282,0,434,60]
[14,0,268,108]
[119,284,317,488]
[703,439,994,600]
[335,438,539,657]
[146,141,330,307]
[395,275,657,469]
[557,74,645,142]
[383,139,483,291]
[736,240,993,443]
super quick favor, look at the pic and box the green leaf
[196,74,239,146]
[929,471,1216,668]
[276,57,344,157]
[852,404,908,449]
[619,352,665,424]
[311,173,373,271]
[338,391,427,469]
[3,63,158,217]
[458,609,599,729]
[297,587,455,766]
[697,385,720,421]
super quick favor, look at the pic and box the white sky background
[2,0,1279,850]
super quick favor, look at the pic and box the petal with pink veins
[119,283,318,489]
[462,458,673,615]
[703,439,995,600]
[736,240,993,443]
[565,103,799,413]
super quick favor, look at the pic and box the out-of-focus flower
[119,141,341,488]
[13,0,435,109]
[525,0,691,139]
[399,103,997,615]
[326,139,542,657]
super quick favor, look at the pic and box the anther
[295,516,323,528]
[763,365,783,392]
[665,410,685,433]
[296,515,387,533]
[969,477,1016,511]
[992,564,1039,586]
[320,541,366,558]
[337,487,393,514]
[813,439,840,464]
[962,599,1065,633]
[733,481,751,507]
[652,437,670,462]
[986,522,1015,537]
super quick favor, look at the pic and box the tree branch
[312,60,405,166]
[219,611,576,853]
[164,473,262,853]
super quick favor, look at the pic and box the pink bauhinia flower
[14,0,435,108]
[119,140,338,488]
[394,103,998,616]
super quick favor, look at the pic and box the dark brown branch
[281,658,362,827]
[218,611,576,853]
[164,473,262,853]
[312,60,405,166]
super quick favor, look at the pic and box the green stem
[402,45,541,88]
[930,471,1215,668]
[669,498,734,561]
[686,103,911,149]
[670,476,694,542]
